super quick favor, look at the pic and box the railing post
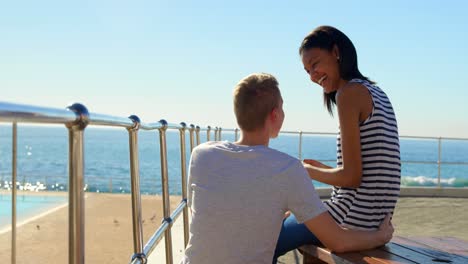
[179,122,190,247]
[127,115,147,264]
[438,137,442,188]
[158,120,173,264]
[11,122,17,264]
[196,126,201,146]
[235,128,239,142]
[298,131,303,160]
[214,127,219,141]
[66,103,89,264]
[218,127,222,141]
[189,124,195,152]
[206,126,211,141]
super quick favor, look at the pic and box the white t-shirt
[181,141,326,264]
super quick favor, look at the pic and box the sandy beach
[1,193,467,264]
[0,192,181,264]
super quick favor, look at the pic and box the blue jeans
[272,214,322,264]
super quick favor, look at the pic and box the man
[181,73,393,264]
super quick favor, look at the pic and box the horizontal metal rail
[400,135,468,141]
[0,102,221,132]
[403,161,468,165]
[131,200,187,264]
[281,130,338,136]
[0,101,77,124]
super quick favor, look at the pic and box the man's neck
[236,129,270,147]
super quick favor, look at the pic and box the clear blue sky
[1,0,467,137]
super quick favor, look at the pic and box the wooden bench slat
[329,253,386,264]
[300,244,415,264]
[383,242,452,263]
[300,244,377,264]
[299,236,468,264]
[350,246,419,264]
[383,239,466,264]
[400,237,468,257]
[392,237,468,260]
[391,236,468,262]
[451,250,468,257]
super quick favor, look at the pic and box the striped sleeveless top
[324,79,401,230]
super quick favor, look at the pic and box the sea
[0,125,467,195]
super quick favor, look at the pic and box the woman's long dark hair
[299,26,374,116]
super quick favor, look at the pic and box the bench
[299,236,468,264]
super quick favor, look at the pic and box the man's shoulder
[194,141,220,149]
[266,147,300,162]
[192,142,301,166]
[192,141,229,155]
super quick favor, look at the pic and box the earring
[337,56,340,61]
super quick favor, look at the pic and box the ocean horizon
[0,125,467,195]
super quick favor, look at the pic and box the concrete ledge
[399,187,468,198]
[316,187,468,199]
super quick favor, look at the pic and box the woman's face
[301,47,343,94]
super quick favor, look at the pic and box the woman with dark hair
[273,26,401,262]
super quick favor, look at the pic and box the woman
[274,25,401,261]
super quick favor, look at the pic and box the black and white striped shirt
[324,79,401,230]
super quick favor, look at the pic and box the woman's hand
[301,158,355,187]
[303,159,332,169]
[378,214,394,245]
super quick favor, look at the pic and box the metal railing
[1,102,86,264]
[277,130,468,188]
[0,101,218,264]
[10,129,465,195]
[1,100,467,264]
[395,135,468,187]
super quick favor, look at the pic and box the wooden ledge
[298,236,468,264]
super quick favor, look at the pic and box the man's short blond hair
[233,73,282,131]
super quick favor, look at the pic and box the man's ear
[270,107,278,120]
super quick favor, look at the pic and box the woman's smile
[318,75,327,86]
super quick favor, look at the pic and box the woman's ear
[332,44,340,61]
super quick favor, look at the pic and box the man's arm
[304,212,393,253]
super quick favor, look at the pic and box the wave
[401,176,468,187]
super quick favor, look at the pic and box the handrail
[88,112,135,128]
[0,101,77,124]
[281,130,338,136]
[131,200,188,264]
[400,135,468,141]
[0,101,198,264]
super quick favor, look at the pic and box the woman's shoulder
[336,80,369,103]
